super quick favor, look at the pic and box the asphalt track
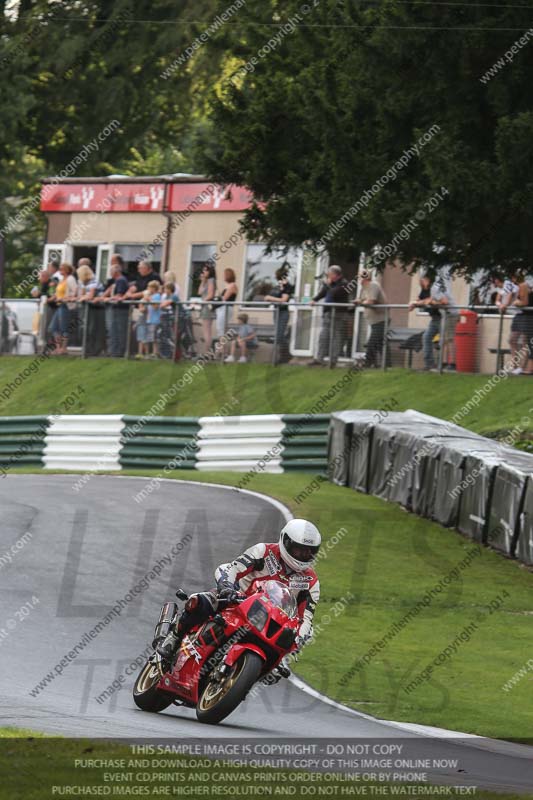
[1,474,533,792]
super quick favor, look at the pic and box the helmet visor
[283,533,319,563]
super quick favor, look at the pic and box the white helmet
[279,519,321,572]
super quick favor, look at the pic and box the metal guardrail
[0,297,531,374]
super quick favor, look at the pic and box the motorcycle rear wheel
[133,659,174,712]
[196,651,263,725]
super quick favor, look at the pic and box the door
[290,248,328,357]
[43,243,68,269]
[96,244,113,285]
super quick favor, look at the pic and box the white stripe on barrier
[195,459,283,472]
[196,437,282,461]
[42,456,122,471]
[43,415,124,471]
[46,414,124,435]
[198,415,284,439]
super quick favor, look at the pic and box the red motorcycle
[133,580,300,724]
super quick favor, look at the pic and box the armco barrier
[196,414,285,472]
[0,416,50,471]
[0,414,329,475]
[43,415,124,471]
[120,415,200,470]
[329,409,533,567]
[281,414,330,472]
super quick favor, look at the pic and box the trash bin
[455,310,478,372]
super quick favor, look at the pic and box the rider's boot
[156,622,184,663]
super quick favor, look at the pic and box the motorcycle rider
[155,519,321,666]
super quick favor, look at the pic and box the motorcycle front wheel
[196,651,263,725]
[133,659,174,713]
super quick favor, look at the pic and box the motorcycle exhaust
[152,602,178,648]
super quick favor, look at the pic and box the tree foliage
[199,0,533,274]
[0,0,228,292]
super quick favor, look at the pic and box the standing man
[353,269,389,368]
[125,260,162,301]
[264,265,294,363]
[99,262,130,357]
[309,265,349,366]
[410,274,459,371]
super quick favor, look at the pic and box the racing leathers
[156,542,320,662]
[215,542,320,643]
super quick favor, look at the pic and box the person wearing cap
[308,265,350,366]
[353,269,390,368]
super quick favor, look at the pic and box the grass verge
[0,359,532,437]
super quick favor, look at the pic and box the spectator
[31,269,55,299]
[77,264,105,356]
[32,266,59,344]
[47,263,77,355]
[353,269,390,368]
[510,272,532,375]
[110,253,126,275]
[99,263,129,357]
[159,281,180,359]
[493,273,519,314]
[163,270,181,297]
[215,268,238,350]
[134,291,150,360]
[410,275,459,371]
[198,262,217,352]
[145,280,162,358]
[264,265,294,363]
[225,313,258,363]
[125,260,162,301]
[309,265,349,366]
[76,263,101,302]
[47,258,61,281]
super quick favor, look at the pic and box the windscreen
[261,580,298,618]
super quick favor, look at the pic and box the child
[159,282,180,359]
[225,312,258,363]
[134,290,150,359]
[146,279,162,358]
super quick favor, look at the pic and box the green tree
[0,0,229,292]
[199,0,533,274]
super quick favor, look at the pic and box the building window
[188,244,216,298]
[243,245,300,301]
[114,244,163,281]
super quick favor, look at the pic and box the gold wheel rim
[199,658,245,711]
[135,661,161,694]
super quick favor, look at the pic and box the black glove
[218,585,244,603]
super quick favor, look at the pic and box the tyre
[196,651,263,725]
[133,659,174,713]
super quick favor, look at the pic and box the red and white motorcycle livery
[133,580,299,724]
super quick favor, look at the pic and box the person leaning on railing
[76,262,106,357]
[94,262,129,357]
[409,275,459,371]
[518,278,533,376]
[308,265,350,367]
[47,263,77,355]
[264,265,294,364]
[507,272,530,375]
[353,268,390,368]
